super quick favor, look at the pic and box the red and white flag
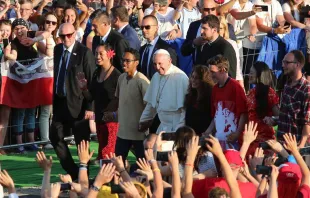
[0,57,54,108]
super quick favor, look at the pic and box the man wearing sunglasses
[91,10,129,72]
[181,0,237,62]
[50,23,96,181]
[139,15,177,79]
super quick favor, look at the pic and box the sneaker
[68,140,76,146]
[17,146,27,154]
[43,144,53,150]
[26,144,39,151]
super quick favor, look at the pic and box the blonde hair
[218,16,229,40]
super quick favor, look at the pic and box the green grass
[0,142,136,188]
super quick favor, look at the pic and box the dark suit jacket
[181,20,236,63]
[53,42,96,118]
[92,29,130,72]
[121,24,141,51]
[139,37,178,79]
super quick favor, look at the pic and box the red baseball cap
[224,149,244,167]
[278,162,302,182]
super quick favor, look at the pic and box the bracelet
[79,167,87,170]
[80,163,87,168]
[152,168,160,172]
[185,163,194,167]
[90,184,100,192]
[176,8,182,12]
[271,28,274,34]
[112,112,116,120]
[137,7,142,10]
[119,169,126,174]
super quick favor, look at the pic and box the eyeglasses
[59,32,75,39]
[122,58,136,63]
[282,60,297,65]
[45,20,57,25]
[203,7,216,12]
[140,25,157,30]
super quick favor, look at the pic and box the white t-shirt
[227,39,243,81]
[144,7,176,40]
[254,0,283,27]
[38,38,56,58]
[227,1,256,49]
[253,0,283,47]
[282,3,300,22]
[56,27,84,43]
[178,7,201,39]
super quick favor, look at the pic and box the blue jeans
[12,108,36,134]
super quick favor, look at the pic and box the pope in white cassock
[139,49,189,148]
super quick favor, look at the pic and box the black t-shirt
[90,67,121,123]
[11,31,38,62]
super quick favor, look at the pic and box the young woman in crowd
[4,18,51,153]
[57,5,88,43]
[0,19,11,155]
[77,44,121,162]
[36,12,58,150]
[240,62,279,157]
[282,0,310,29]
[185,65,214,136]
[219,16,244,89]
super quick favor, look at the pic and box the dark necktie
[57,50,69,96]
[141,44,151,78]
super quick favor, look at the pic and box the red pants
[96,122,119,160]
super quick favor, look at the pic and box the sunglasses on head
[45,20,57,25]
[203,7,216,12]
[140,25,156,30]
[59,32,75,39]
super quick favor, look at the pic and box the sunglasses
[59,32,75,39]
[203,7,216,12]
[45,20,57,25]
[140,25,157,30]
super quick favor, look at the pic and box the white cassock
[140,65,189,133]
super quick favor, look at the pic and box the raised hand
[249,147,264,170]
[78,140,94,164]
[266,139,283,153]
[242,121,258,145]
[59,174,72,183]
[168,150,179,168]
[36,151,53,171]
[0,170,15,192]
[119,181,141,198]
[50,183,61,198]
[94,163,115,187]
[136,158,153,181]
[283,133,298,153]
[76,72,87,90]
[106,153,125,172]
[205,135,223,157]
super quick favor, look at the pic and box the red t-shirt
[211,78,248,149]
[297,184,310,198]
[192,177,256,198]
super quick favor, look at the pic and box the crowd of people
[0,0,309,196]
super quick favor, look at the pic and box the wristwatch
[90,185,100,192]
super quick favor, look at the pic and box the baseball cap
[224,149,244,167]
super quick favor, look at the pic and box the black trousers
[115,136,145,173]
[50,96,90,180]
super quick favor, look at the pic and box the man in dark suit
[110,6,141,51]
[50,23,96,180]
[181,0,236,63]
[91,10,130,72]
[139,15,177,79]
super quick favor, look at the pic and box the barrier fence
[0,31,308,150]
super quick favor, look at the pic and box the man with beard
[277,50,310,148]
[190,15,237,78]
